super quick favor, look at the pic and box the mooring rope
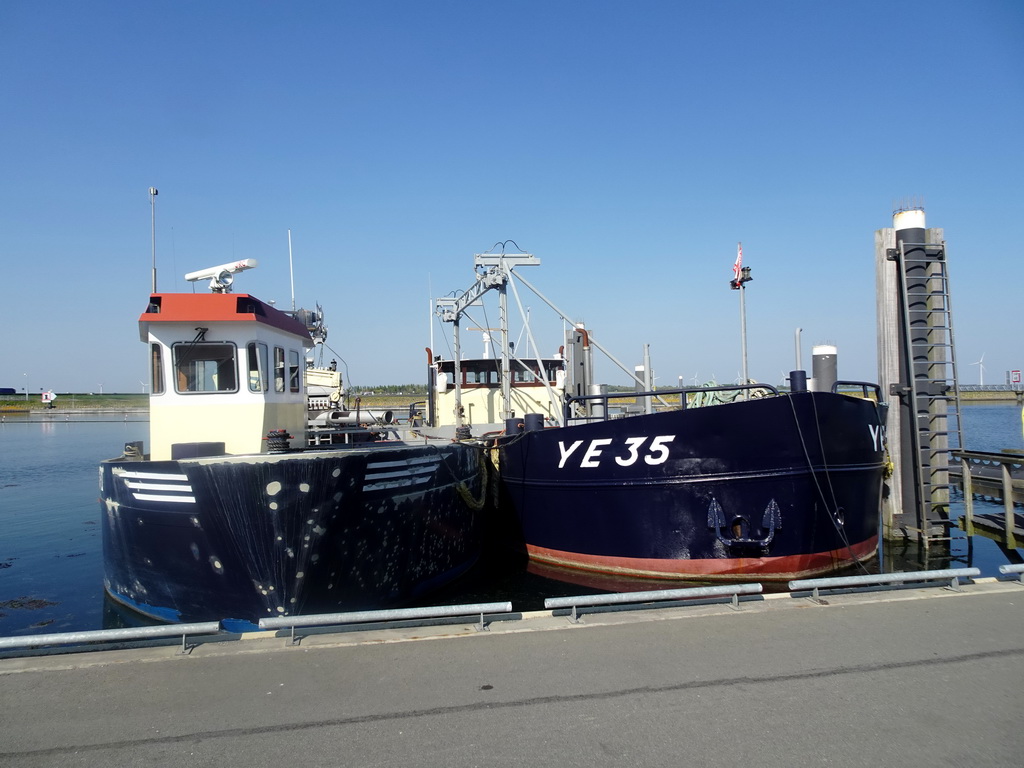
[454,446,489,511]
[787,392,873,575]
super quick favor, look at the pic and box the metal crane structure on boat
[437,252,544,429]
[436,249,663,432]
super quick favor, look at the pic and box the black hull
[101,442,486,626]
[496,391,886,580]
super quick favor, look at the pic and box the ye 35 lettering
[557,435,675,469]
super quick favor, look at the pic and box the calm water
[1,404,1021,637]
[0,415,147,636]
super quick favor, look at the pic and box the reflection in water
[102,594,166,630]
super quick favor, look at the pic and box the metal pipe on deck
[322,409,394,425]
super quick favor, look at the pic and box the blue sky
[1,1,1021,394]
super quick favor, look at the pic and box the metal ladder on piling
[889,237,965,548]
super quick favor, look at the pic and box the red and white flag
[732,242,743,282]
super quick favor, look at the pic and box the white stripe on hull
[131,493,197,504]
[364,458,441,491]
[124,481,195,492]
[113,470,190,482]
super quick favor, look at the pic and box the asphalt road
[2,582,1022,767]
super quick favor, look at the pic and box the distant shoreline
[957,391,1024,403]
[1,388,1019,415]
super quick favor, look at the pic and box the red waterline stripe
[526,535,879,582]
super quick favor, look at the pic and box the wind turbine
[972,353,986,386]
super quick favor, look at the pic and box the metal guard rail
[0,621,222,655]
[999,564,1024,582]
[259,601,514,644]
[789,568,981,602]
[544,583,764,623]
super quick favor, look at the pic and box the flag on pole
[730,242,743,289]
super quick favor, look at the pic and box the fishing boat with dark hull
[495,386,885,580]
[423,247,887,582]
[101,259,486,627]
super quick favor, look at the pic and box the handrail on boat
[831,380,883,401]
[563,382,781,423]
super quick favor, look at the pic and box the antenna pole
[149,187,159,292]
[288,229,296,311]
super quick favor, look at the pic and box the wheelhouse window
[438,359,562,387]
[289,350,301,392]
[511,365,537,384]
[150,343,165,395]
[247,342,269,392]
[274,347,286,393]
[173,342,238,393]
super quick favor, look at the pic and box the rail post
[1002,463,1017,549]
[961,455,974,535]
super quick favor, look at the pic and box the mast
[729,242,753,399]
[288,229,296,312]
[149,187,158,292]
[498,275,512,420]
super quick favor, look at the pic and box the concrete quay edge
[1,577,1020,675]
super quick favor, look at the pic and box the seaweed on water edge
[0,597,59,611]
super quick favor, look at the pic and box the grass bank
[0,394,148,412]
